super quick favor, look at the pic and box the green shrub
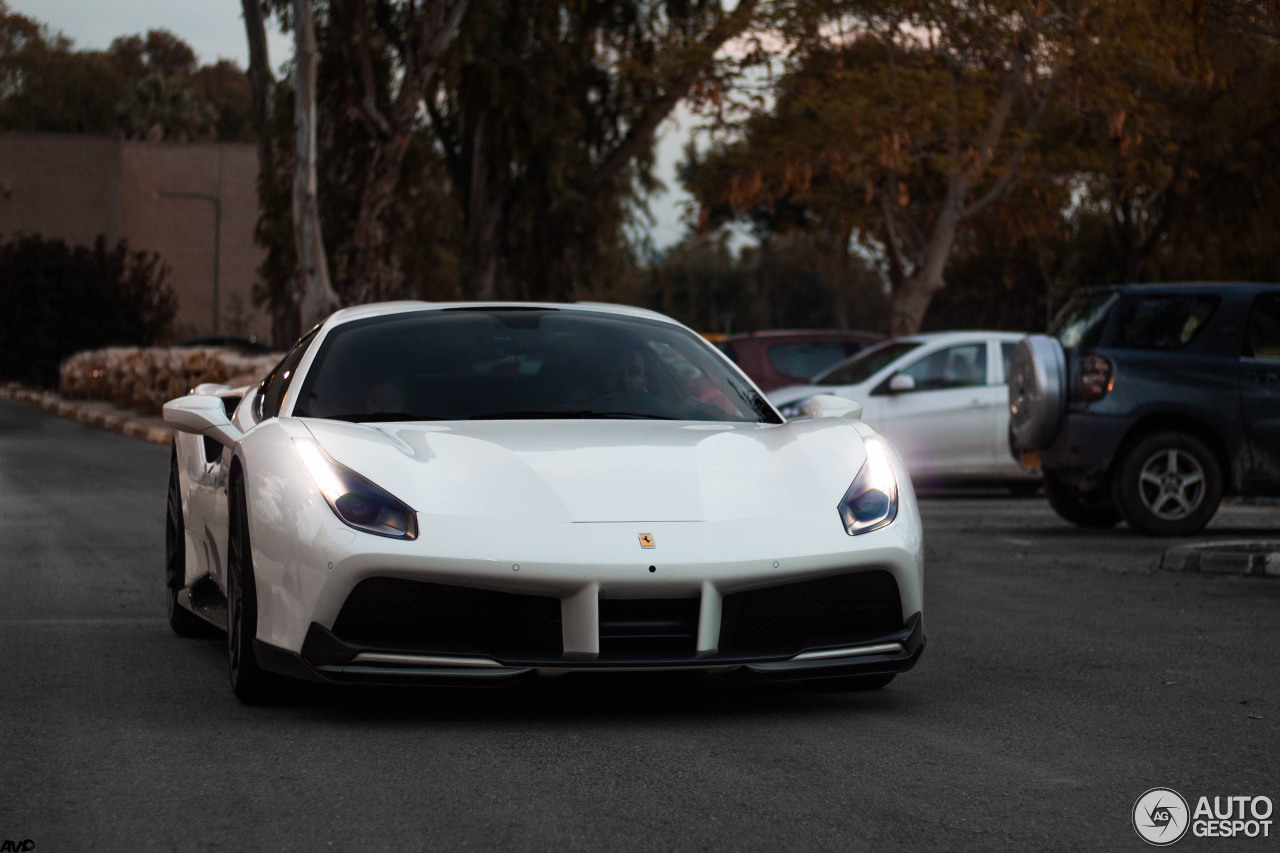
[0,234,176,388]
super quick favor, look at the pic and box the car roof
[894,330,1028,345]
[321,300,681,330]
[1079,281,1280,297]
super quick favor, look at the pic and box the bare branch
[961,81,1052,218]
[593,0,760,189]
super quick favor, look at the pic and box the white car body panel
[166,301,926,685]
[770,332,1032,480]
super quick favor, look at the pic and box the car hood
[298,418,868,523]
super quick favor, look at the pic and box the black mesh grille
[719,570,902,657]
[598,598,700,660]
[331,578,562,659]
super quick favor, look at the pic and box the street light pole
[157,190,222,334]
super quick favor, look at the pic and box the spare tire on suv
[1007,335,1067,451]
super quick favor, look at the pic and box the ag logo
[1133,788,1190,846]
[638,533,655,549]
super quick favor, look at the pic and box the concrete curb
[1,383,172,446]
[1161,541,1280,577]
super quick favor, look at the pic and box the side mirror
[163,394,244,448]
[801,394,863,421]
[888,374,916,393]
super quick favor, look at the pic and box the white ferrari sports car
[163,302,925,703]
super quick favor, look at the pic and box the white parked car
[163,302,925,703]
[769,331,1037,485]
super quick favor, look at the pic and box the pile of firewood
[59,347,280,414]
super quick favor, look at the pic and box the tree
[0,3,123,133]
[428,0,760,300]
[341,0,468,304]
[0,234,175,387]
[0,9,251,142]
[687,0,1210,335]
[291,0,341,332]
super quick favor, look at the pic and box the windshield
[293,308,781,424]
[1050,290,1118,349]
[813,340,922,386]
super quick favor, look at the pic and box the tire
[227,474,280,704]
[1043,471,1122,528]
[1112,431,1223,536]
[1007,335,1067,451]
[165,447,217,638]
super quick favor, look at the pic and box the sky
[13,0,693,250]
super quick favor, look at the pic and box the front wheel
[1112,432,1222,536]
[227,475,281,704]
[1043,471,1122,528]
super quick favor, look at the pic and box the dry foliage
[60,347,280,414]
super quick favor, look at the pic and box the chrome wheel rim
[1138,449,1205,520]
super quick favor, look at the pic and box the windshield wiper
[319,412,449,422]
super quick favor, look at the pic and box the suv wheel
[1043,471,1122,528]
[1113,432,1222,536]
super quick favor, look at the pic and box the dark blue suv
[1008,282,1280,535]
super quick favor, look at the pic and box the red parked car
[713,329,884,391]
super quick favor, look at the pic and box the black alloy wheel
[1043,471,1122,528]
[166,447,216,637]
[227,474,279,704]
[1113,431,1223,536]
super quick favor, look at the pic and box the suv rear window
[1051,290,1117,349]
[1110,295,1219,350]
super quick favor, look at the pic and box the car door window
[896,344,988,391]
[1110,295,1219,350]
[1244,294,1280,360]
[1001,342,1017,382]
[255,329,318,420]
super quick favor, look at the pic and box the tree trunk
[346,0,468,305]
[293,0,340,331]
[888,198,964,335]
[348,134,413,304]
[465,114,505,300]
[240,0,274,176]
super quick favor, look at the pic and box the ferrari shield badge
[638,533,655,549]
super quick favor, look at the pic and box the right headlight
[293,438,418,540]
[838,436,898,535]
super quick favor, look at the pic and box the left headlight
[293,438,418,540]
[838,436,898,535]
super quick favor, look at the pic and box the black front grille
[331,578,562,660]
[598,598,700,660]
[718,570,903,658]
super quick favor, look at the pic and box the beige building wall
[0,132,269,342]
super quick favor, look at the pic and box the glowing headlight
[838,437,898,535]
[293,438,418,540]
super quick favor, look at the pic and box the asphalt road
[2,399,1278,852]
